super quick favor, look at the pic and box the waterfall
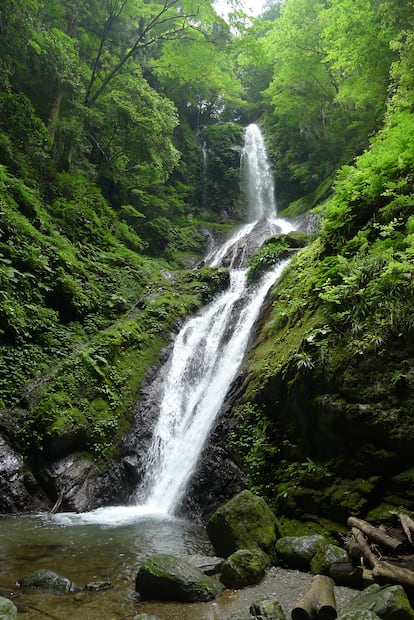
[134,123,294,515]
[241,123,276,221]
[56,124,294,526]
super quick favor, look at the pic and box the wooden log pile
[330,514,414,592]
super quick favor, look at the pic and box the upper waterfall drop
[242,123,277,221]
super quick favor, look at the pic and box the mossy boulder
[310,541,349,575]
[17,569,81,593]
[275,535,326,571]
[0,596,17,619]
[135,554,224,602]
[207,490,280,561]
[133,615,160,620]
[337,612,380,620]
[339,583,414,619]
[220,549,267,589]
[250,598,286,619]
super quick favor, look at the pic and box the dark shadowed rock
[17,569,81,594]
[207,490,280,561]
[310,541,349,575]
[0,435,47,512]
[135,554,224,602]
[220,549,267,589]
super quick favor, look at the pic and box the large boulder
[275,535,325,571]
[135,554,224,602]
[220,549,267,589]
[339,583,414,619]
[0,596,17,619]
[207,490,280,561]
[17,569,81,594]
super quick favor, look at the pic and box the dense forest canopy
[0,0,413,512]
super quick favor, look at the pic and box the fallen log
[372,560,414,589]
[291,575,337,620]
[347,517,405,554]
[351,527,379,568]
[329,562,363,588]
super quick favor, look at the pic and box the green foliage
[247,237,289,282]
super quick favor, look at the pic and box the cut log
[351,527,379,568]
[347,517,405,554]
[329,562,364,588]
[372,560,414,588]
[292,575,337,620]
[400,513,414,546]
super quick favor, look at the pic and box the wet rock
[17,569,81,594]
[0,596,17,619]
[275,535,326,571]
[220,549,267,590]
[184,554,224,575]
[42,453,129,512]
[310,542,349,575]
[133,615,160,620]
[135,554,224,602]
[339,583,414,619]
[0,434,46,512]
[207,490,280,561]
[250,598,286,619]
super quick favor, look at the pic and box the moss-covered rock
[340,584,414,619]
[275,535,326,571]
[206,490,280,561]
[310,542,349,575]
[337,612,380,620]
[135,554,224,602]
[250,598,286,619]
[17,569,81,594]
[0,596,17,619]
[220,549,267,589]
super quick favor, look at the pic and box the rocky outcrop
[135,554,224,602]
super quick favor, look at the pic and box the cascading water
[132,123,294,515]
[55,123,294,525]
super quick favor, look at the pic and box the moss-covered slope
[227,108,414,527]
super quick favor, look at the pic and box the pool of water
[0,510,218,619]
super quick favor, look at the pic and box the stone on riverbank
[135,554,224,602]
[250,598,286,619]
[339,583,414,619]
[220,549,267,589]
[207,490,280,561]
[275,534,325,571]
[337,611,380,620]
[310,541,349,575]
[17,569,81,594]
[0,596,17,619]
